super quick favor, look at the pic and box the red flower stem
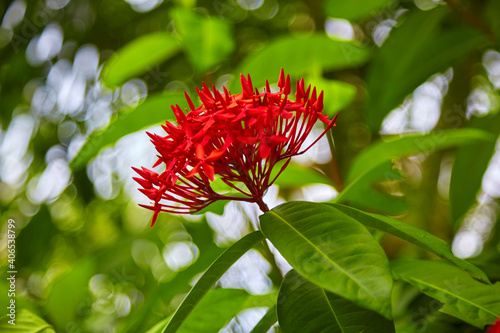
[255,197,270,212]
[323,122,344,191]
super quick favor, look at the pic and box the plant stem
[325,122,344,191]
[256,197,270,212]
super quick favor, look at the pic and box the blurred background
[1,0,500,332]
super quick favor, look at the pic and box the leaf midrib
[407,276,497,317]
[320,288,345,333]
[268,210,376,297]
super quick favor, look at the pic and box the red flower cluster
[133,69,337,226]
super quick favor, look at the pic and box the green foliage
[329,203,490,283]
[260,201,393,318]
[365,7,490,130]
[45,259,95,329]
[324,0,395,21]
[177,289,275,333]
[335,161,408,214]
[0,309,55,333]
[278,270,395,332]
[233,34,371,91]
[392,260,500,328]
[101,33,181,88]
[450,111,500,226]
[347,128,494,182]
[170,8,234,73]
[162,231,264,333]
[3,1,500,332]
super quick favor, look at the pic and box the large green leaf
[162,231,264,333]
[335,161,407,215]
[70,92,186,170]
[233,34,370,91]
[324,0,394,21]
[307,77,357,116]
[347,128,495,182]
[45,258,95,329]
[328,203,490,283]
[365,7,490,130]
[0,309,55,332]
[277,270,395,333]
[260,201,393,318]
[450,111,500,226]
[171,8,234,72]
[391,260,500,328]
[101,32,180,88]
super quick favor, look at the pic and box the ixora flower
[133,69,337,226]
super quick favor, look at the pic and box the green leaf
[177,289,274,333]
[450,111,500,225]
[307,77,357,116]
[70,92,187,170]
[365,7,490,130]
[260,201,393,318]
[148,289,274,333]
[101,32,180,88]
[391,260,500,328]
[45,258,95,329]
[272,162,334,188]
[335,161,407,215]
[233,34,370,91]
[171,8,234,72]
[347,128,495,182]
[324,0,394,21]
[328,203,490,283]
[277,270,395,333]
[0,309,55,332]
[162,231,265,333]
[249,305,277,333]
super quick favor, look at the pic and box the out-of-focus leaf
[233,34,370,91]
[177,289,274,333]
[271,162,334,188]
[45,258,95,330]
[335,161,407,215]
[324,0,394,21]
[260,201,393,319]
[365,7,490,130]
[485,0,500,38]
[101,32,180,88]
[0,309,55,332]
[307,77,357,116]
[450,111,500,226]
[277,270,395,333]
[16,206,58,267]
[249,306,277,333]
[70,92,186,170]
[347,128,495,182]
[126,242,226,333]
[329,203,490,283]
[391,260,500,328]
[162,231,264,333]
[171,8,234,72]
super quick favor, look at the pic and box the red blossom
[489,318,500,333]
[133,69,337,226]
